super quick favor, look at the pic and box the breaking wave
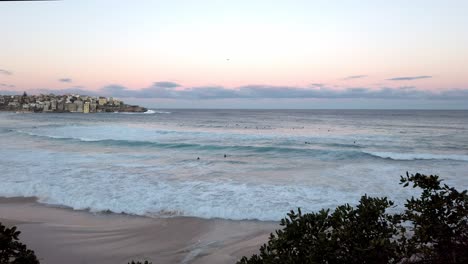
[364,151,468,162]
[14,129,468,162]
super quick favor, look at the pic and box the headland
[0,93,147,113]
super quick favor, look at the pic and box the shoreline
[0,196,277,264]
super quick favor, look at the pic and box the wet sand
[0,197,277,264]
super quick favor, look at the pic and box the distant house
[98,97,107,106]
[90,102,97,112]
[51,99,57,111]
[43,101,51,112]
[66,102,77,112]
[75,99,84,112]
[8,102,20,108]
[83,102,90,113]
[57,99,65,112]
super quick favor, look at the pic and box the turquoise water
[1,110,467,220]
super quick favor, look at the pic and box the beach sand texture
[0,197,276,264]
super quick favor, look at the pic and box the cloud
[343,75,367,80]
[30,82,468,101]
[59,78,72,83]
[101,83,182,98]
[387,76,432,81]
[0,69,12,75]
[101,85,146,98]
[0,83,15,88]
[153,81,181,88]
[115,84,468,100]
[311,83,325,87]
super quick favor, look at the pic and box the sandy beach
[0,197,276,264]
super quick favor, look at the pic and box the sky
[1,0,468,109]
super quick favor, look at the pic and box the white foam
[366,151,468,161]
[116,110,170,114]
[0,170,344,221]
[0,145,436,221]
[153,110,171,114]
[0,145,378,221]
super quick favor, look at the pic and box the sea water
[0,110,467,221]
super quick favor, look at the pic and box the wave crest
[365,151,468,161]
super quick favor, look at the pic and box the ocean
[0,110,467,221]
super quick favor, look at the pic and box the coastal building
[57,99,65,112]
[43,101,51,112]
[83,102,90,113]
[51,99,57,111]
[35,103,43,110]
[66,102,77,112]
[98,97,107,106]
[76,99,84,112]
[8,102,20,109]
[90,102,97,112]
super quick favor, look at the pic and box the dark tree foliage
[400,172,468,264]
[239,173,468,264]
[238,196,405,264]
[0,223,39,264]
[128,261,152,264]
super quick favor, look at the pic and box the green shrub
[0,222,39,264]
[239,173,468,264]
[238,196,405,264]
[401,173,468,263]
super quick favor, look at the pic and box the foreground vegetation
[1,173,467,263]
[0,224,39,264]
[239,173,468,264]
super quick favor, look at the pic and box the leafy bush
[401,173,468,263]
[0,223,39,264]
[239,173,468,264]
